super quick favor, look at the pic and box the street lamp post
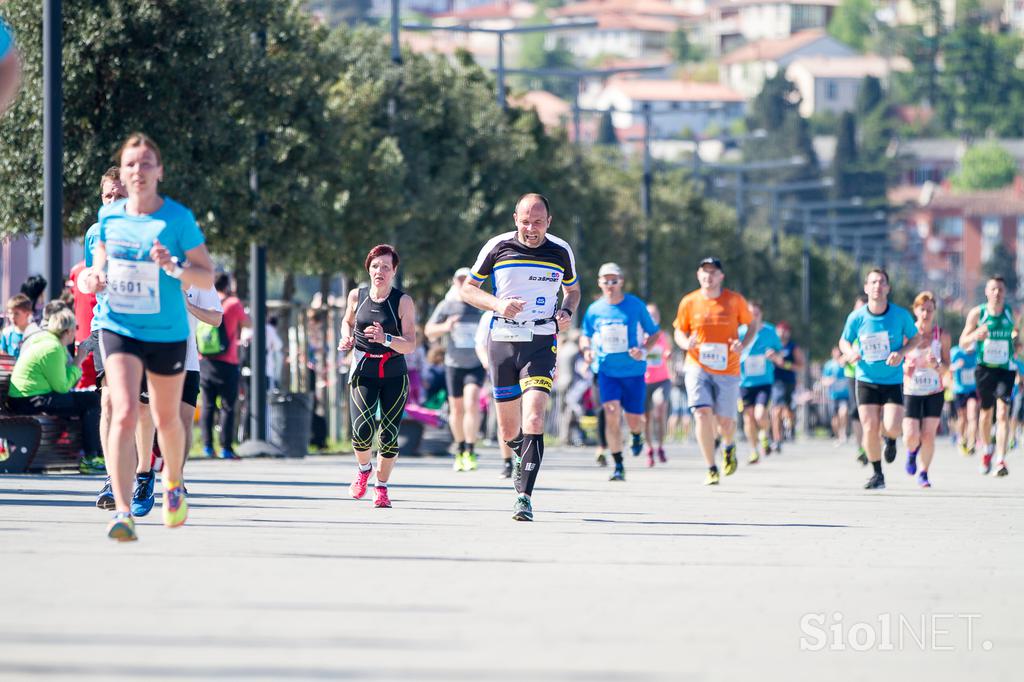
[402,21,598,109]
[43,0,63,301]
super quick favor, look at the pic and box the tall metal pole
[43,0,63,301]
[250,243,267,441]
[640,102,653,301]
[496,33,506,109]
[390,0,401,65]
[801,213,812,436]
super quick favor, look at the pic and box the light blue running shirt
[950,346,977,394]
[739,322,782,388]
[92,197,205,343]
[841,303,917,385]
[582,294,659,378]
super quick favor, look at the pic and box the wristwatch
[167,257,185,280]
[383,333,393,348]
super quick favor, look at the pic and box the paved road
[1,437,1021,681]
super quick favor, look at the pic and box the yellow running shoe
[748,450,760,464]
[723,445,738,476]
[163,482,188,528]
[107,513,137,542]
[704,469,720,486]
[465,451,478,471]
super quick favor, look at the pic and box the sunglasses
[599,278,621,285]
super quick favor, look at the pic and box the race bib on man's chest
[860,331,890,363]
[744,354,766,376]
[699,343,728,371]
[600,323,628,354]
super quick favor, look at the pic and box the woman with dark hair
[338,244,417,508]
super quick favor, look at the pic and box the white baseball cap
[598,262,623,278]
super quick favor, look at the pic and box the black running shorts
[855,380,903,407]
[487,334,557,402]
[904,392,944,420]
[100,330,187,376]
[445,365,486,399]
[975,366,1016,410]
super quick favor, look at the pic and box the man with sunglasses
[580,263,662,481]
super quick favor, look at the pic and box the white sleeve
[189,286,223,313]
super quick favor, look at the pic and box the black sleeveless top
[353,286,408,379]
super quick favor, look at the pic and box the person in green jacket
[7,305,101,458]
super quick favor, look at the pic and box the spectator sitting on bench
[0,294,41,359]
[6,305,101,460]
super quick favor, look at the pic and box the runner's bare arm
[461,278,524,318]
[960,306,982,349]
[337,289,359,352]
[556,282,581,330]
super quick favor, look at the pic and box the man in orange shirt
[673,257,758,485]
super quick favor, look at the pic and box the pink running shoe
[657,447,667,463]
[374,486,392,508]
[350,468,372,499]
[647,449,655,468]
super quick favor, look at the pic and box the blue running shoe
[96,477,115,511]
[218,449,241,460]
[630,432,643,457]
[202,446,215,459]
[130,471,156,517]
[905,448,919,476]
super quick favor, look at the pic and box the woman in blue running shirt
[0,17,22,116]
[79,133,215,542]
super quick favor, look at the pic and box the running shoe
[980,454,993,475]
[857,449,869,466]
[995,462,1009,477]
[512,494,533,521]
[1010,438,1018,451]
[350,467,373,499]
[95,477,115,511]
[202,446,215,459]
[609,464,625,481]
[630,433,643,457]
[704,469,720,486]
[646,449,655,468]
[595,451,608,467]
[748,450,760,465]
[78,455,106,475]
[760,435,771,455]
[452,452,466,472]
[917,471,931,488]
[465,452,478,471]
[714,436,721,452]
[723,445,738,476]
[218,449,241,460]
[374,486,392,508]
[864,472,886,490]
[500,459,513,479]
[905,449,919,476]
[657,447,667,463]
[162,483,188,528]
[130,471,156,517]
[883,437,897,463]
[958,440,971,457]
[107,513,137,542]
[968,446,976,457]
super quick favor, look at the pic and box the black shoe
[609,465,625,482]
[500,460,513,479]
[857,450,869,466]
[512,494,533,521]
[883,438,897,463]
[864,473,886,490]
[95,477,115,510]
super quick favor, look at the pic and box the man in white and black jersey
[462,193,580,521]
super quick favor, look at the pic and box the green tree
[596,110,618,145]
[827,0,874,51]
[855,76,884,118]
[951,143,1018,191]
[742,73,821,190]
[669,28,704,64]
[832,112,859,199]
[982,243,1019,299]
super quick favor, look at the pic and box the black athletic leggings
[350,374,409,457]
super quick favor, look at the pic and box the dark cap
[698,257,723,272]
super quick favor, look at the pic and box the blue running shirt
[841,303,917,385]
[92,197,205,342]
[950,346,977,394]
[582,294,659,378]
[739,322,782,388]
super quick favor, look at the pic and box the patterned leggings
[350,373,409,457]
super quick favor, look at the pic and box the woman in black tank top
[338,245,418,508]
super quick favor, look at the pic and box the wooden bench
[0,353,84,473]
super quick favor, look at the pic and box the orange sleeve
[735,292,753,326]
[674,296,689,334]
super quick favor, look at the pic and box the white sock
[358,462,372,472]
[377,481,388,489]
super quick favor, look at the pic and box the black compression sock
[709,465,719,474]
[458,441,467,454]
[611,452,623,465]
[872,460,883,474]
[516,434,545,496]
[506,431,525,457]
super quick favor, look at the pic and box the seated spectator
[0,293,41,358]
[6,306,101,459]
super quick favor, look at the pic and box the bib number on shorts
[107,258,160,315]
[699,342,728,371]
[983,339,1010,366]
[451,322,477,349]
[491,318,533,343]
[961,368,975,386]
[744,354,766,376]
[860,331,890,363]
[601,323,628,354]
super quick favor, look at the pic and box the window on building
[981,216,1001,264]
[792,5,825,31]
[936,216,963,237]
[824,80,838,101]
